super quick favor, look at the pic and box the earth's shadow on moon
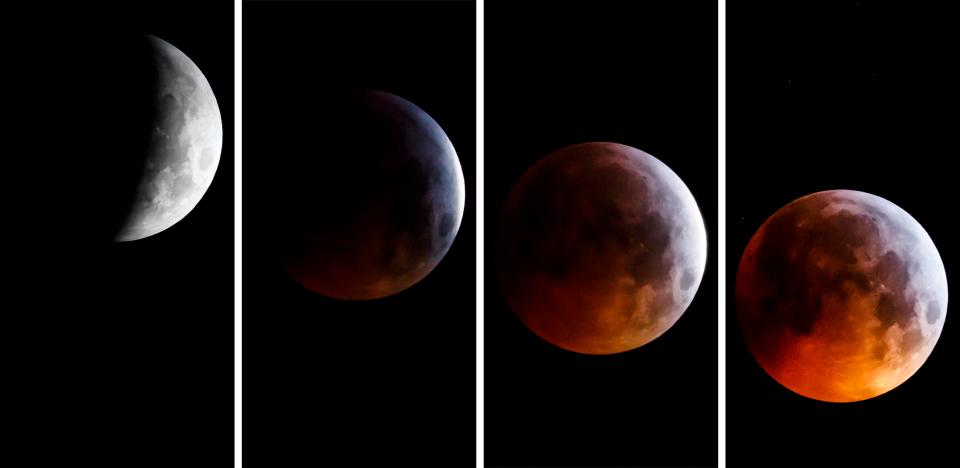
[269,89,465,300]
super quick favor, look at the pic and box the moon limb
[736,190,946,402]
[115,35,223,242]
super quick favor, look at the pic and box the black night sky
[485,2,717,467]
[728,1,958,466]
[243,1,475,466]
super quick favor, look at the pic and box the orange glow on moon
[736,190,947,402]
[498,143,706,354]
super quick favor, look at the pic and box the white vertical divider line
[475,0,485,466]
[717,0,727,466]
[234,0,242,466]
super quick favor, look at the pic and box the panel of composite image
[7,1,235,465]
[485,2,718,467]
[243,1,476,465]
[727,2,956,467]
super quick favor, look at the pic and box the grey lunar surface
[115,35,222,242]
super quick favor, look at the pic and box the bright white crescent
[115,35,223,242]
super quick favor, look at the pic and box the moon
[278,90,465,300]
[736,190,947,402]
[115,35,222,242]
[497,142,707,355]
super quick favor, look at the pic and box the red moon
[736,190,947,402]
[498,142,707,355]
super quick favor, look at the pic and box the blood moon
[498,143,707,355]
[736,190,947,402]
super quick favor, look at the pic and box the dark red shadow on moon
[271,90,464,300]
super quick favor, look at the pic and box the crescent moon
[115,35,223,242]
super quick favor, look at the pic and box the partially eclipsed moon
[498,142,707,355]
[115,35,223,242]
[736,190,947,402]
[279,90,465,300]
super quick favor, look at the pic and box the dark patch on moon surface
[743,193,922,347]
[736,190,948,401]
[439,213,455,238]
[680,268,697,290]
[927,300,941,324]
